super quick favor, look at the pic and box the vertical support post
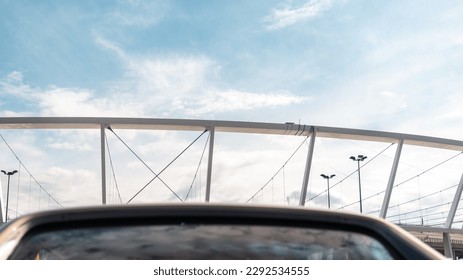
[444,172,463,229]
[299,127,316,206]
[441,171,463,259]
[205,127,215,202]
[380,139,404,218]
[100,124,107,205]
[443,232,453,259]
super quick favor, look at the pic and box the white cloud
[1,58,305,119]
[2,136,46,159]
[128,55,215,97]
[0,71,35,99]
[41,167,101,206]
[264,0,334,30]
[0,110,33,117]
[378,91,407,109]
[5,71,23,83]
[187,90,306,115]
[106,0,168,28]
[95,35,217,99]
[93,36,307,117]
[48,142,93,152]
[37,88,143,117]
[0,70,145,117]
[94,36,128,61]
[380,91,396,98]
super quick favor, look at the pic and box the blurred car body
[0,204,444,260]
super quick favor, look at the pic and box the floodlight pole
[321,174,335,209]
[1,170,18,222]
[350,155,367,213]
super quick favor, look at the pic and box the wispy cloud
[37,88,145,117]
[0,71,35,99]
[187,90,306,115]
[105,0,168,28]
[0,72,144,117]
[264,0,334,30]
[94,36,307,117]
[129,55,215,98]
[1,57,305,119]
[95,35,217,98]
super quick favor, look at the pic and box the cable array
[308,143,395,204]
[1,126,462,230]
[106,127,208,204]
[105,133,123,204]
[245,134,310,204]
[0,133,62,221]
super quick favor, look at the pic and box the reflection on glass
[11,224,393,260]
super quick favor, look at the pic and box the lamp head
[1,170,18,175]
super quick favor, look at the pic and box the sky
[1,0,463,226]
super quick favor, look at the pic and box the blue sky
[1,0,462,137]
[1,0,463,222]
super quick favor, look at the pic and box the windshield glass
[11,224,393,260]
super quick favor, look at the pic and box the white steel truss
[1,117,463,257]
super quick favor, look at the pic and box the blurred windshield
[11,224,393,260]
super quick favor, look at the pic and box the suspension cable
[107,127,183,203]
[28,174,32,212]
[0,134,63,207]
[185,132,210,201]
[359,153,463,215]
[105,133,123,204]
[111,128,208,204]
[393,151,463,188]
[387,201,451,221]
[389,184,457,210]
[306,142,395,203]
[246,134,310,204]
[393,209,449,224]
[15,162,21,218]
[107,127,173,191]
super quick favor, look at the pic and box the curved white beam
[1,117,462,151]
